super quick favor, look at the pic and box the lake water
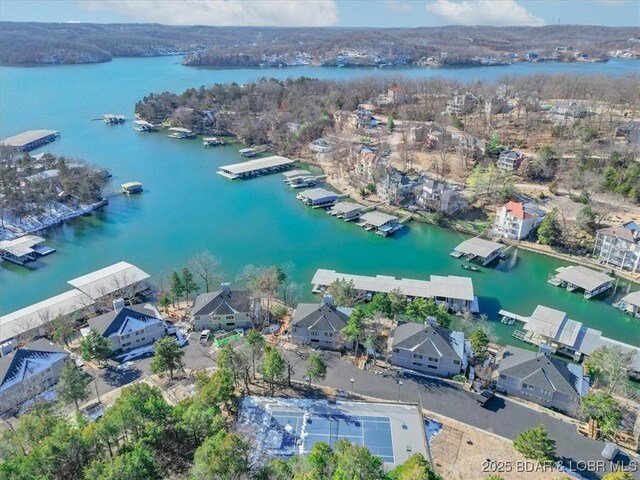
[1,56,639,347]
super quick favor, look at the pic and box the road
[84,339,639,479]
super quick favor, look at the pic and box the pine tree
[150,337,185,379]
[169,271,184,307]
[56,361,91,410]
[513,425,556,463]
[181,267,199,304]
[79,329,112,365]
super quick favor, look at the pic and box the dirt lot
[427,411,571,480]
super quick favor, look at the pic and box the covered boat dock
[0,130,60,152]
[548,266,614,299]
[357,211,402,236]
[452,237,504,265]
[296,188,339,208]
[67,261,150,300]
[218,155,295,180]
[0,235,55,265]
[328,202,364,221]
[615,291,640,317]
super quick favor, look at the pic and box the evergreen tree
[306,353,327,387]
[513,425,556,463]
[581,392,622,438]
[150,337,185,379]
[168,271,184,307]
[51,316,75,347]
[246,330,266,378]
[469,329,490,362]
[261,346,286,395]
[56,362,91,410]
[341,307,367,357]
[537,210,562,245]
[79,329,112,365]
[181,267,199,304]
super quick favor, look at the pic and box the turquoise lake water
[0,56,639,347]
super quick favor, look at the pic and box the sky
[0,0,638,28]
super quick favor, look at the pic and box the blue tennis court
[270,410,395,463]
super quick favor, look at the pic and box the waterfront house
[297,188,339,208]
[390,321,467,377]
[0,339,69,415]
[446,92,477,116]
[495,345,588,415]
[376,167,419,206]
[357,211,402,236]
[414,178,463,214]
[88,301,166,355]
[496,149,523,171]
[492,201,545,240]
[548,266,614,299]
[309,138,333,153]
[594,222,640,273]
[290,296,349,350]
[311,269,477,313]
[615,291,640,318]
[192,285,255,332]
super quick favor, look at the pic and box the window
[412,362,422,367]
[523,383,534,390]
[292,327,297,333]
[427,365,438,370]
[428,357,438,362]
[452,360,460,365]
[393,348,399,353]
[328,333,333,337]
[226,322,234,326]
[324,332,328,336]
[122,342,131,347]
[135,331,141,335]
[413,353,423,359]
[311,331,319,336]
[226,315,234,319]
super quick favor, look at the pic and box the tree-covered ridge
[1,22,638,65]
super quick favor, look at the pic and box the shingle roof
[0,339,68,387]
[192,290,251,317]
[291,303,349,332]
[88,304,162,337]
[392,323,463,361]
[499,346,582,398]
[597,221,640,244]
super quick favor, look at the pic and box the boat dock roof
[552,266,614,291]
[311,268,474,302]
[454,237,504,258]
[329,202,364,215]
[168,127,193,133]
[67,261,150,299]
[621,291,640,307]
[218,155,295,179]
[0,290,95,344]
[298,188,338,202]
[283,169,311,180]
[134,120,155,127]
[0,235,45,258]
[360,211,398,227]
[0,130,59,149]
[238,148,257,154]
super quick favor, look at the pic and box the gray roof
[298,188,338,202]
[330,202,364,215]
[219,156,294,175]
[192,290,251,317]
[360,211,398,227]
[553,266,614,292]
[67,261,150,300]
[0,235,45,257]
[0,339,68,388]
[1,130,59,148]
[454,237,504,259]
[621,291,640,308]
[499,345,583,398]
[597,222,639,244]
[88,304,162,337]
[392,323,463,361]
[291,303,349,332]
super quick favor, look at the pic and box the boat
[203,136,225,147]
[239,148,257,157]
[167,127,195,139]
[121,182,143,194]
[461,264,480,272]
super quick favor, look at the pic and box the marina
[548,265,615,299]
[0,129,60,152]
[167,127,195,139]
[217,155,296,180]
[282,169,320,188]
[311,268,478,313]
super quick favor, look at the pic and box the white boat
[167,127,195,139]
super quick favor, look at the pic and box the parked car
[601,443,620,461]
[476,389,494,407]
[199,330,210,343]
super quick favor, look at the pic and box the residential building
[192,284,255,331]
[390,322,467,377]
[614,121,640,145]
[309,138,333,153]
[87,301,166,355]
[376,167,420,206]
[0,339,69,414]
[492,201,545,240]
[446,92,477,116]
[290,296,349,349]
[594,222,640,273]
[495,345,588,415]
[496,149,523,171]
[414,178,463,214]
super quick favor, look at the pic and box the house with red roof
[493,201,545,240]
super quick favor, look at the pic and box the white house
[0,339,69,414]
[493,201,545,240]
[87,301,166,355]
[593,221,640,273]
[191,284,255,331]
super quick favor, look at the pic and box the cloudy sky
[1,0,638,27]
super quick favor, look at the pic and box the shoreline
[306,158,640,287]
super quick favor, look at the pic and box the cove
[1,56,639,348]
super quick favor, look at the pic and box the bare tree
[188,252,221,293]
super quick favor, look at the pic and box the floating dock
[133,120,158,132]
[0,130,60,152]
[548,266,614,299]
[104,114,126,124]
[0,235,55,266]
[452,237,504,266]
[167,127,195,139]
[218,155,295,180]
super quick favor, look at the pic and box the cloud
[78,0,338,27]
[425,0,545,26]
[386,0,412,13]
